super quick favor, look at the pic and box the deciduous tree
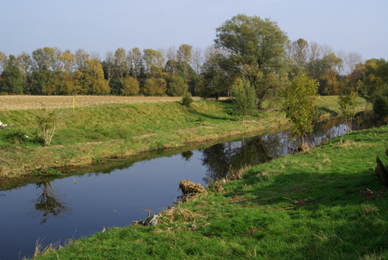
[232,77,258,123]
[215,14,289,109]
[283,70,319,145]
[121,75,139,95]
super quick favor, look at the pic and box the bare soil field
[0,95,204,111]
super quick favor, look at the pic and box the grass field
[0,96,369,178]
[0,95,205,111]
[33,124,388,260]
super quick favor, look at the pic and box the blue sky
[1,0,387,60]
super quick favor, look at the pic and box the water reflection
[200,113,375,182]
[33,181,72,224]
[0,111,379,260]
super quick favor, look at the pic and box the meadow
[33,123,388,260]
[0,96,368,178]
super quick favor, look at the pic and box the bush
[181,93,193,107]
[36,107,59,146]
[373,88,388,119]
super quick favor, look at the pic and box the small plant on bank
[338,88,359,129]
[31,167,62,176]
[181,93,193,107]
[36,106,60,146]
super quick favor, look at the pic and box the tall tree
[114,47,127,82]
[74,49,89,71]
[17,52,33,93]
[214,14,290,109]
[177,44,193,80]
[143,49,165,77]
[1,55,23,94]
[0,51,7,74]
[127,47,144,80]
[289,38,309,69]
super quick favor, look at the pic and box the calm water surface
[0,114,376,259]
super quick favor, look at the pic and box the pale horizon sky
[1,0,387,61]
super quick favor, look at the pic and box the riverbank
[0,96,367,178]
[33,123,388,259]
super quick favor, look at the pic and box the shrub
[36,107,60,146]
[181,93,193,107]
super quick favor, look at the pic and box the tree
[0,51,7,74]
[289,38,309,69]
[283,71,319,145]
[74,49,89,71]
[177,44,193,80]
[215,14,289,109]
[114,47,127,82]
[373,87,388,120]
[232,77,259,123]
[338,88,359,122]
[197,46,229,99]
[31,69,59,95]
[17,52,33,93]
[143,77,167,96]
[1,55,24,94]
[167,75,188,96]
[143,49,165,77]
[127,47,144,80]
[121,75,139,95]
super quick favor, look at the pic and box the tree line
[0,14,387,105]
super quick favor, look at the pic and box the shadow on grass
[221,167,388,258]
[317,106,339,117]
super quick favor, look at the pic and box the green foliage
[232,77,258,123]
[0,55,24,94]
[121,75,139,96]
[36,107,59,146]
[283,71,318,142]
[181,92,193,107]
[215,14,289,108]
[33,125,388,260]
[373,87,388,119]
[143,78,167,96]
[338,89,359,119]
[31,167,62,176]
[167,75,188,96]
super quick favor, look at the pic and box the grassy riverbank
[0,96,367,178]
[33,123,388,259]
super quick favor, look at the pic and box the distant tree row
[1,14,387,104]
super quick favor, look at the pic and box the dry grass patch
[0,95,204,111]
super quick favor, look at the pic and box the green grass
[0,99,288,177]
[0,96,368,178]
[33,124,388,260]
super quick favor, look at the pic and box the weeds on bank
[34,125,388,260]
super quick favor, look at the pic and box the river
[0,113,377,260]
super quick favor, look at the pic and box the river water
[0,113,376,260]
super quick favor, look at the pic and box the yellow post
[73,96,75,111]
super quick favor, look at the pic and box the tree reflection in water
[201,135,285,182]
[201,113,375,183]
[34,181,72,224]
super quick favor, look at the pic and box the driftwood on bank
[375,148,388,189]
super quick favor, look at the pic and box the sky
[1,0,387,61]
